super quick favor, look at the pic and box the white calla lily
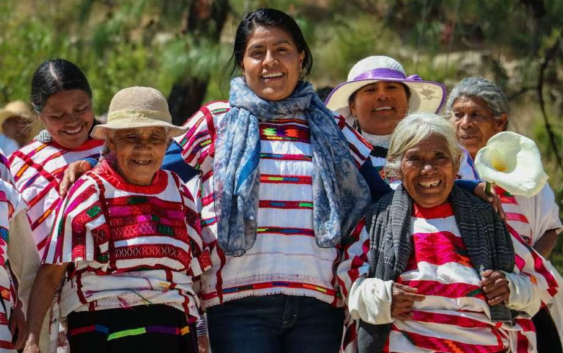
[475,131,548,197]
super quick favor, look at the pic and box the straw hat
[91,87,187,140]
[0,100,35,133]
[325,56,446,124]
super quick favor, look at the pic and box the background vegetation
[1,0,561,265]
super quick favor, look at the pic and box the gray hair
[445,76,509,117]
[385,112,462,179]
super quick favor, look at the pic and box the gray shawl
[357,185,516,353]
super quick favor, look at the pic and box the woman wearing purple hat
[325,56,480,186]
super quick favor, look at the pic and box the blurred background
[1,0,562,264]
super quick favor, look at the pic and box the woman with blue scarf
[176,8,386,353]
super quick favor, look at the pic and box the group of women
[0,7,560,353]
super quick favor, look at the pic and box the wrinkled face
[39,89,94,149]
[241,25,305,101]
[107,127,168,186]
[2,116,32,146]
[400,134,459,208]
[350,81,409,135]
[451,96,507,159]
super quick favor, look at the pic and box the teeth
[375,106,392,111]
[133,160,150,165]
[262,72,283,78]
[63,127,82,134]
[419,181,440,188]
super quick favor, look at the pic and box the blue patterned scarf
[213,77,371,256]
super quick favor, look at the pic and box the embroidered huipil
[495,185,561,351]
[338,201,549,353]
[42,161,210,320]
[0,181,25,352]
[9,139,103,257]
[178,101,371,309]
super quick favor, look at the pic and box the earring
[352,116,362,133]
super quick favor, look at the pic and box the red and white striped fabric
[42,160,210,320]
[9,139,103,257]
[177,101,372,309]
[0,180,25,352]
[495,185,561,352]
[338,200,554,353]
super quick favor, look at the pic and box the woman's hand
[59,160,92,197]
[198,335,210,353]
[9,301,27,349]
[23,338,41,353]
[474,182,506,221]
[391,283,425,320]
[480,270,510,306]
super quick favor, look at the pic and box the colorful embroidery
[260,174,312,185]
[259,153,312,161]
[259,200,313,210]
[68,324,190,340]
[256,227,314,237]
[260,124,310,143]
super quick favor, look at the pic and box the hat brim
[325,78,446,120]
[91,116,188,140]
[0,110,34,133]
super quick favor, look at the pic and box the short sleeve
[522,183,562,244]
[42,175,107,265]
[175,102,229,175]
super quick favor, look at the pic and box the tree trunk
[168,0,229,126]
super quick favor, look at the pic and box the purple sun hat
[325,56,446,125]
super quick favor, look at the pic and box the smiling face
[350,81,409,135]
[451,96,507,159]
[241,25,305,101]
[39,89,94,149]
[107,127,168,186]
[400,134,459,208]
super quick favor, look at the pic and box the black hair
[30,59,92,113]
[222,8,313,85]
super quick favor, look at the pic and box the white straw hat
[91,87,187,140]
[325,56,446,124]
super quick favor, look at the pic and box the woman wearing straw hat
[23,87,209,353]
[325,56,480,187]
[0,100,41,152]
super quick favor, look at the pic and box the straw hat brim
[325,78,446,120]
[91,116,188,140]
[0,109,34,133]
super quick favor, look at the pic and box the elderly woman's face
[39,89,94,149]
[241,25,305,101]
[400,134,459,208]
[350,81,409,135]
[451,96,507,159]
[107,127,168,186]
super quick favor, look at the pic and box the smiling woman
[9,59,103,258]
[337,113,552,353]
[175,8,381,353]
[24,87,206,353]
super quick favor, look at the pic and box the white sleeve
[505,272,542,317]
[534,184,562,240]
[348,276,395,325]
[8,209,40,313]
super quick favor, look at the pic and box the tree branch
[537,35,563,172]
